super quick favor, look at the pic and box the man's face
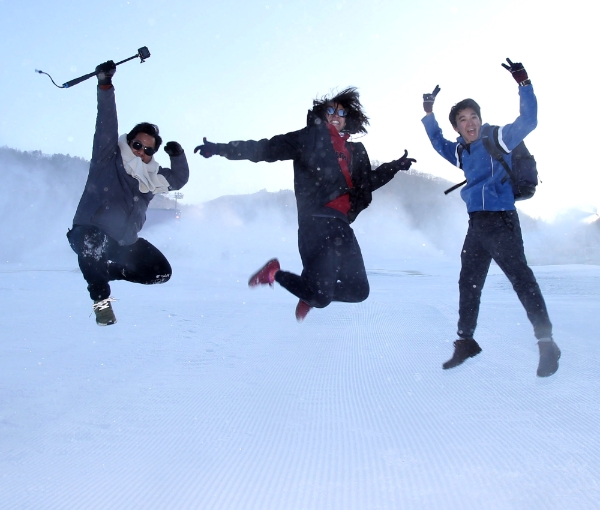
[325,103,347,133]
[130,133,156,164]
[453,107,481,144]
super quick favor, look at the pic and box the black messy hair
[310,87,370,135]
[126,122,163,151]
[449,99,481,128]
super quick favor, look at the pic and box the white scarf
[118,134,170,194]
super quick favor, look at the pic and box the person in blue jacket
[421,58,560,377]
[67,61,189,326]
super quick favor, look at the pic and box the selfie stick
[35,46,151,89]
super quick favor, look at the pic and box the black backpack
[444,125,538,201]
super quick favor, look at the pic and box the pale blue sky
[1,0,596,219]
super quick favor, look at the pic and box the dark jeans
[275,216,370,308]
[67,225,171,301]
[458,210,552,340]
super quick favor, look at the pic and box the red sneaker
[248,258,280,288]
[295,299,313,322]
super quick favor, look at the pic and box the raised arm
[497,58,538,151]
[423,84,440,117]
[91,61,118,163]
[420,84,461,167]
[194,130,305,163]
[158,142,189,190]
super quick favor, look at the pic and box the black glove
[423,85,440,113]
[164,141,184,157]
[193,137,218,158]
[95,60,116,86]
[396,150,416,171]
[501,58,530,85]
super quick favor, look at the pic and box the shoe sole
[537,348,561,377]
[442,347,482,370]
[96,319,117,326]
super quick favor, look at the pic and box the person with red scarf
[195,88,415,321]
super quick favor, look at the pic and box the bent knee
[311,297,332,309]
[310,291,334,309]
[356,284,370,302]
[152,259,172,284]
[347,285,369,303]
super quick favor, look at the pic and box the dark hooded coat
[215,114,406,223]
[73,87,189,245]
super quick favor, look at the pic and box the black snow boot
[443,338,482,370]
[537,339,561,377]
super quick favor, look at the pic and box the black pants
[275,216,370,308]
[67,225,171,301]
[457,210,552,340]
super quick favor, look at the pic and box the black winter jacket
[216,116,404,223]
[72,87,189,245]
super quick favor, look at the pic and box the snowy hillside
[3,146,599,266]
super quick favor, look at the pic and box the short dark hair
[310,87,370,135]
[126,122,163,151]
[449,99,481,128]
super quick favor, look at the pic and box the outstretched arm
[347,146,416,223]
[369,150,417,191]
[194,130,304,163]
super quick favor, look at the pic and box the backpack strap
[443,180,466,195]
[456,143,465,168]
[481,125,517,186]
[444,143,467,195]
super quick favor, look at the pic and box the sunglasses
[131,140,156,156]
[326,106,347,117]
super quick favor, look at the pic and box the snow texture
[2,222,600,509]
[1,149,599,508]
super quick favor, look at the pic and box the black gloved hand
[423,85,440,113]
[193,137,218,158]
[501,58,529,85]
[95,60,116,86]
[396,150,416,171]
[164,141,184,157]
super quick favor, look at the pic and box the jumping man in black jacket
[195,87,415,321]
[68,61,189,326]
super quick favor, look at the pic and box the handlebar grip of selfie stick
[62,70,98,88]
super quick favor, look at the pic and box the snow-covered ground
[1,206,600,509]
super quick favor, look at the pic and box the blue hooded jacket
[422,85,537,212]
